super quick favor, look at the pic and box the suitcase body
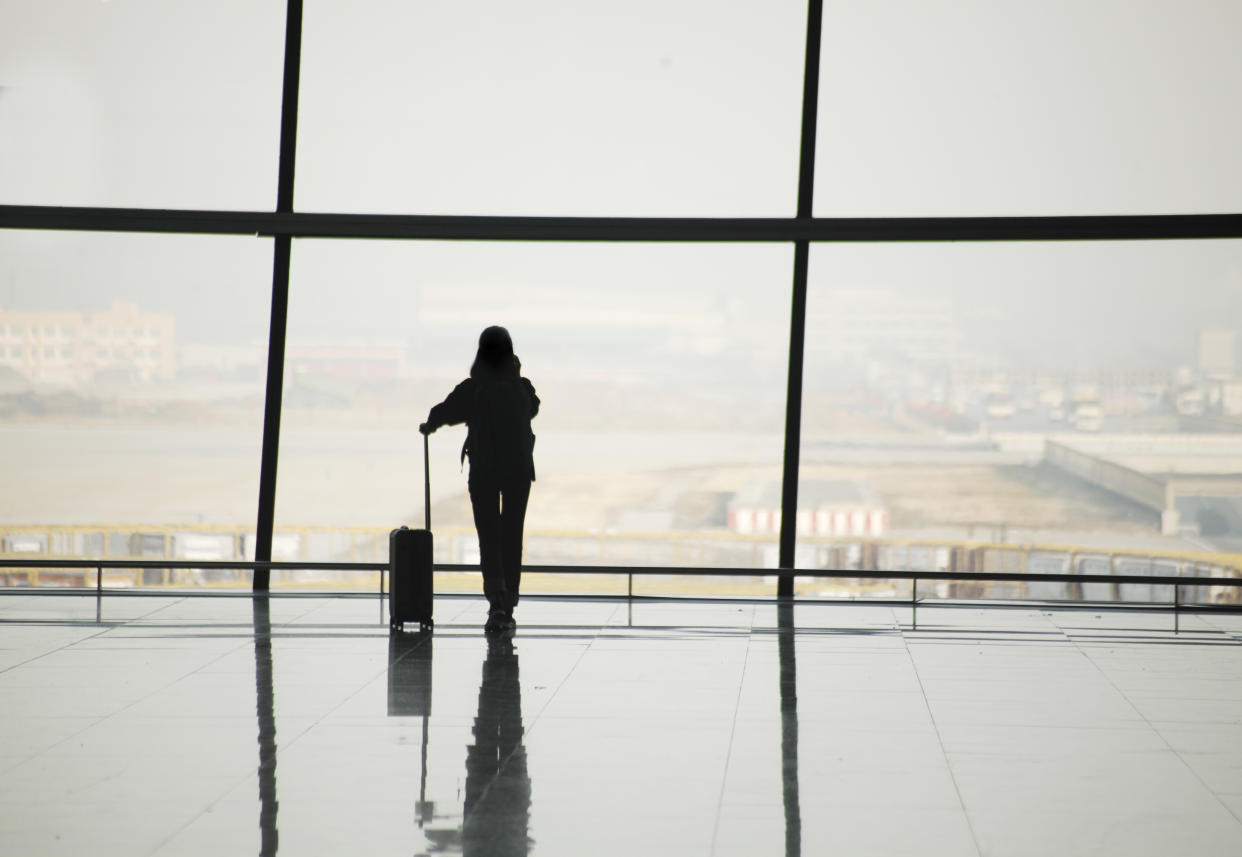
[390,526,433,632]
[389,432,435,633]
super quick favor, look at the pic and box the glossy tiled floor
[2,594,1241,856]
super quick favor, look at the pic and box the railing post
[1019,546,1031,599]
[911,574,918,630]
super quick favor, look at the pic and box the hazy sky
[1,1,1240,372]
[3,0,1239,214]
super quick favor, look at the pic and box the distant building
[178,340,409,382]
[0,301,176,386]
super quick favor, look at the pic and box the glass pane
[797,240,1242,605]
[0,1,284,208]
[0,229,273,587]
[275,240,792,589]
[297,0,806,215]
[815,1,1242,215]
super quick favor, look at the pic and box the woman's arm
[421,379,473,433]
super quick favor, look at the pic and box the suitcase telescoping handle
[423,431,431,531]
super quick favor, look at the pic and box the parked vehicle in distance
[984,391,1016,419]
[1176,388,1205,416]
[1040,387,1066,421]
[1071,401,1104,431]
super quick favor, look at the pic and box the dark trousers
[468,475,531,614]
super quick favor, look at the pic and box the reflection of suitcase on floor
[387,632,433,716]
[390,434,434,633]
[387,631,434,824]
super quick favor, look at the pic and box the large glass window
[815,1,1242,216]
[797,239,1242,601]
[296,0,806,215]
[0,229,272,585]
[274,239,791,590]
[0,0,284,209]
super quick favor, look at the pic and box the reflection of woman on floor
[421,326,539,635]
[462,635,531,856]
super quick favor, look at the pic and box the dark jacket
[426,374,539,482]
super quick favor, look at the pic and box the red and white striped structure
[728,505,888,537]
[727,480,888,537]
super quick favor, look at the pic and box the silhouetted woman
[420,326,539,634]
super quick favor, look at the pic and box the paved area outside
[1,593,1241,856]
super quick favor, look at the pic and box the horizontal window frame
[2,205,1241,243]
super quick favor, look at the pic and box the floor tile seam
[0,598,210,772]
[138,783,255,857]
[520,600,622,738]
[0,627,118,677]
[1064,629,1242,829]
[139,742,291,857]
[252,625,441,766]
[3,714,265,847]
[708,603,756,857]
[400,595,476,631]
[1203,618,1242,644]
[275,594,395,626]
[1,598,281,778]
[0,596,188,677]
[143,610,381,855]
[4,599,317,824]
[900,626,986,857]
[457,602,623,832]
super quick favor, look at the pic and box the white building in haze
[0,301,176,387]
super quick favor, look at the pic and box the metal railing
[3,557,1241,633]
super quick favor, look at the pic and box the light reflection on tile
[1,594,1241,856]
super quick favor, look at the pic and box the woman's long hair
[470,326,518,380]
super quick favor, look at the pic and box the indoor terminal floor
[2,593,1242,857]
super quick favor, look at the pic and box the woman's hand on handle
[419,422,432,435]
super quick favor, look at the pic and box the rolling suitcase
[389,433,434,633]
